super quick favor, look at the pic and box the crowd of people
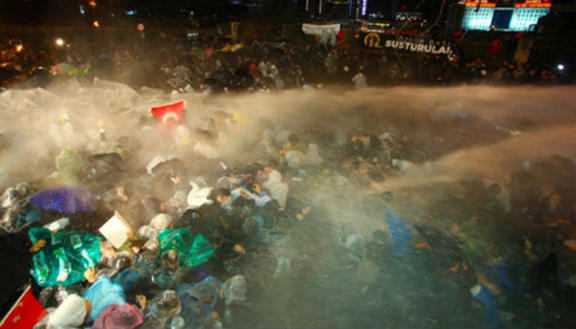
[1,30,574,93]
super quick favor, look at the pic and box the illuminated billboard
[461,0,551,31]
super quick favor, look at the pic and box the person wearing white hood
[352,69,368,89]
[305,143,322,166]
[46,294,90,329]
[260,167,289,210]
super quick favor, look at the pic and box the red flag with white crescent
[150,100,186,129]
[0,285,48,329]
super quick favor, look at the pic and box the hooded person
[92,303,144,329]
[221,275,247,324]
[471,284,500,328]
[230,185,272,208]
[187,182,213,210]
[115,268,141,292]
[305,143,322,166]
[157,227,217,269]
[281,134,307,169]
[150,213,173,232]
[144,290,181,328]
[223,275,247,306]
[47,294,89,329]
[351,70,368,89]
[176,277,221,328]
[154,250,183,290]
[260,168,288,209]
[254,130,279,164]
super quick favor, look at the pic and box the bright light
[88,0,97,8]
[93,20,100,28]
[361,0,368,16]
[55,38,65,47]
[557,64,565,71]
[126,10,136,16]
[15,44,24,52]
[462,7,495,31]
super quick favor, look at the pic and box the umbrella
[30,186,95,213]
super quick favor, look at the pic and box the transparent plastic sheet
[0,88,60,112]
[29,227,101,288]
[158,228,216,269]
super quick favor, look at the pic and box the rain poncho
[93,303,144,329]
[223,275,247,305]
[305,143,323,166]
[385,209,414,258]
[144,290,181,326]
[29,227,101,288]
[261,170,288,209]
[158,228,216,268]
[54,147,84,184]
[284,151,305,168]
[176,277,221,328]
[83,277,127,320]
[231,187,272,207]
[186,182,213,209]
[47,294,87,329]
[254,131,279,163]
[154,268,182,290]
[471,284,500,328]
[115,268,140,292]
[150,213,173,232]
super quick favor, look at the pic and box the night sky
[0,0,447,25]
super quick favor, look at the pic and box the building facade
[460,0,551,31]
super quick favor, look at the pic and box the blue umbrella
[30,185,95,213]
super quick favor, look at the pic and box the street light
[93,20,100,28]
[55,38,65,47]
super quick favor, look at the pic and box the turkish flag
[150,100,186,129]
[0,285,48,329]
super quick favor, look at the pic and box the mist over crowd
[1,4,576,329]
